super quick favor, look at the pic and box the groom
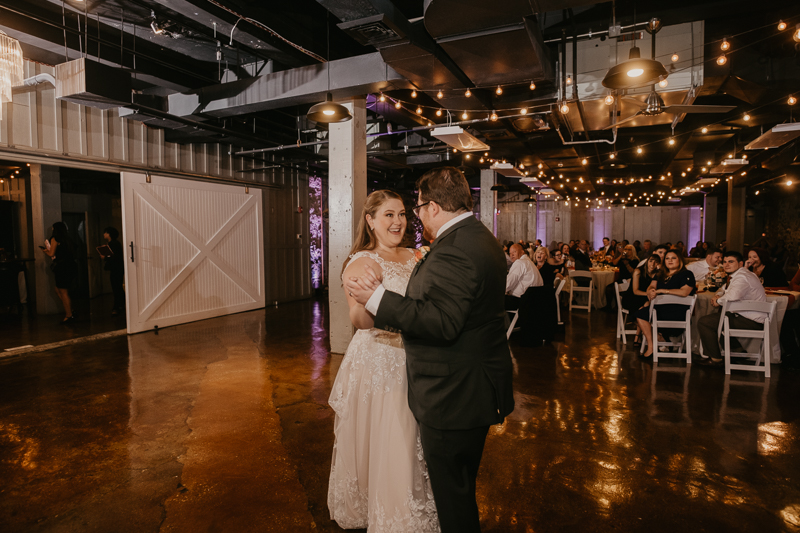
[346,167,515,533]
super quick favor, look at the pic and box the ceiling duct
[745,123,800,150]
[338,14,407,47]
[55,58,131,109]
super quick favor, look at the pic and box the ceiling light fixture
[701,127,708,133]
[604,94,615,106]
[743,113,751,121]
[431,125,489,153]
[671,52,679,62]
[610,153,616,159]
[658,79,668,88]
[560,102,570,114]
[566,76,572,86]
[411,90,417,98]
[308,16,352,124]
[416,106,423,114]
[668,137,676,145]
[794,24,800,43]
[490,112,498,121]
[435,109,442,117]
[395,100,402,109]
[716,54,727,66]
[636,147,643,154]
[602,46,668,90]
[581,158,588,165]
[495,86,503,95]
[789,95,797,105]
[461,111,468,120]
[378,93,386,102]
[520,108,528,115]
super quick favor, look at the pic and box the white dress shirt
[365,212,474,315]
[687,259,714,282]
[716,268,767,323]
[506,255,543,297]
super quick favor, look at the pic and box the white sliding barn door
[121,172,265,334]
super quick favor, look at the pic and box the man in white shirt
[698,251,767,367]
[687,247,722,283]
[505,244,542,309]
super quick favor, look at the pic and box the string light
[565,76,572,86]
[461,111,468,120]
[411,90,417,98]
[490,111,498,121]
[604,94,615,106]
[520,107,528,115]
[743,113,751,121]
[560,102,570,114]
[395,100,402,109]
[379,93,386,102]
[436,90,443,99]
[436,109,442,116]
[671,52,679,62]
[529,81,536,90]
[636,147,643,154]
[701,127,708,133]
[668,137,675,145]
[778,20,787,31]
[495,86,503,95]
[581,158,587,165]
[720,38,730,51]
[716,55,727,66]
[609,153,616,159]
[658,79,668,88]
[479,157,484,163]
[789,95,797,105]
[416,106,423,114]
[465,89,472,97]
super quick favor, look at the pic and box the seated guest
[698,251,767,367]
[505,244,542,310]
[603,245,639,311]
[532,246,564,287]
[633,240,642,255]
[687,247,723,283]
[570,240,592,271]
[746,247,788,287]
[598,237,612,256]
[636,250,697,358]
[622,254,663,344]
[638,243,668,268]
[640,239,653,259]
[675,241,687,257]
[560,243,573,268]
[689,240,705,258]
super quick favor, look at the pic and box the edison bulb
[495,86,503,95]
[436,109,442,117]
[701,127,708,133]
[379,93,386,102]
[560,103,570,114]
[461,111,468,120]
[659,79,668,88]
[609,153,616,160]
[465,89,472,97]
[436,90,443,99]
[416,106,423,114]
[743,113,751,121]
[604,94,615,106]
[395,101,401,109]
[566,76,572,85]
[789,95,797,105]
[716,55,727,66]
[720,39,730,51]
[668,137,675,145]
[778,20,787,31]
[671,52,679,62]
[411,90,417,98]
[581,158,587,165]
[490,112,498,121]
[520,108,528,115]
[529,81,536,90]
[636,147,643,154]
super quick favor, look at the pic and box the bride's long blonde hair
[342,190,410,272]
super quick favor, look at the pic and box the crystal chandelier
[0,31,24,120]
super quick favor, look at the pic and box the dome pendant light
[307,93,352,123]
[602,46,667,90]
[307,14,352,124]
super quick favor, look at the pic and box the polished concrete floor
[2,300,800,532]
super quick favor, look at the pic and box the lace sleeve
[342,251,382,281]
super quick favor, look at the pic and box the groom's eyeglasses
[413,201,431,215]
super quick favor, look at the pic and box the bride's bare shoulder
[343,254,383,280]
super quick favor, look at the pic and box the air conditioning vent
[338,15,406,47]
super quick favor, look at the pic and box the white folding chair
[721,300,776,378]
[615,280,637,344]
[568,271,593,312]
[554,278,567,325]
[506,310,519,339]
[646,294,697,364]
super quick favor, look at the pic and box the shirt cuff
[365,284,386,315]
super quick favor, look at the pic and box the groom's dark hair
[416,167,473,213]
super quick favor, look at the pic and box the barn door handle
[129,241,135,263]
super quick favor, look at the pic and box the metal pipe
[555,125,617,146]
[543,22,649,44]
[15,73,56,89]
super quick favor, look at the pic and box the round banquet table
[690,290,800,363]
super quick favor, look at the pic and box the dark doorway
[62,212,90,300]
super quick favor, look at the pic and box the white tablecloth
[691,291,799,362]
[568,269,616,309]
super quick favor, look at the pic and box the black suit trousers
[418,422,490,533]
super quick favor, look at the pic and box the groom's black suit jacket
[374,215,515,430]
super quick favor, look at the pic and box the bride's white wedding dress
[328,250,439,533]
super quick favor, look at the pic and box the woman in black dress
[103,227,125,315]
[636,250,697,358]
[43,222,77,323]
[622,254,662,344]
[746,247,788,288]
[533,246,564,287]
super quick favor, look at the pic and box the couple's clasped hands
[346,265,382,306]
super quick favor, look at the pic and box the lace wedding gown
[328,250,440,533]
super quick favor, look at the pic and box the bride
[328,190,440,532]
